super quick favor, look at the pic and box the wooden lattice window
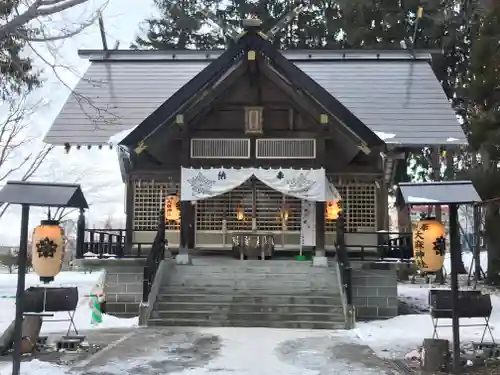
[132,180,180,231]
[256,138,316,159]
[195,180,301,232]
[325,179,377,232]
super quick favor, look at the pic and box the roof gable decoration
[119,29,383,154]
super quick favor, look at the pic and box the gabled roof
[0,181,89,208]
[397,180,481,206]
[121,31,382,150]
[44,48,467,148]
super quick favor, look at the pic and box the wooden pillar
[124,178,134,256]
[431,147,442,222]
[316,201,326,254]
[178,119,192,264]
[313,124,327,266]
[378,178,389,231]
[396,152,411,232]
[76,208,85,259]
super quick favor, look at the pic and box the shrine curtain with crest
[181,167,340,202]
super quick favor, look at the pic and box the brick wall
[351,264,398,320]
[77,259,145,318]
[105,269,143,318]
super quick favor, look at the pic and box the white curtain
[181,166,342,202]
[181,167,253,201]
[254,167,327,202]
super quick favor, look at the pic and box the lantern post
[398,180,482,375]
[449,203,461,373]
[11,204,30,375]
[0,181,89,375]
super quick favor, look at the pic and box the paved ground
[0,328,133,368]
[70,327,402,375]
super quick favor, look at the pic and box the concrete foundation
[76,259,145,318]
[351,262,398,320]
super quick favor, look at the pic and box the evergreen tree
[462,1,500,284]
[133,0,225,50]
[0,1,39,99]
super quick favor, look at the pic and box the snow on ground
[356,275,500,359]
[443,250,488,277]
[0,270,138,335]
[0,359,68,375]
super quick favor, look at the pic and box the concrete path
[73,327,402,375]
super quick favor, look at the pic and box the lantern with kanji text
[31,220,65,283]
[165,195,180,222]
[412,217,446,272]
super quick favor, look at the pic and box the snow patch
[407,196,439,203]
[0,271,138,335]
[0,359,68,375]
[107,126,137,146]
[375,131,396,141]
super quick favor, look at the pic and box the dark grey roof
[397,180,481,206]
[0,181,89,208]
[44,50,467,147]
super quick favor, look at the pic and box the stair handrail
[142,208,167,303]
[335,213,352,307]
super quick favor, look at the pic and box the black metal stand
[432,316,495,345]
[12,205,29,375]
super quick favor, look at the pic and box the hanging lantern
[165,195,180,222]
[280,204,289,221]
[31,220,65,283]
[236,205,245,221]
[412,217,446,272]
[325,200,342,220]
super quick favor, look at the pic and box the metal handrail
[335,214,352,306]
[142,209,167,303]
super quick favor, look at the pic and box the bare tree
[0,93,53,218]
[0,0,106,43]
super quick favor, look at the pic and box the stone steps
[157,292,341,305]
[149,257,347,329]
[154,301,344,314]
[152,309,345,321]
[148,318,346,330]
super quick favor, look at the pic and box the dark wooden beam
[188,130,319,138]
[251,34,383,148]
[144,62,249,158]
[125,177,134,254]
[258,62,361,162]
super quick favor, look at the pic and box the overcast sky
[0,0,156,245]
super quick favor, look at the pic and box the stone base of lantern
[421,338,450,373]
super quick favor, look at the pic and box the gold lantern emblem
[412,218,446,272]
[165,195,180,222]
[325,200,342,220]
[236,205,245,221]
[31,220,65,283]
[280,204,289,221]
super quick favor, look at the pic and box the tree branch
[0,0,91,41]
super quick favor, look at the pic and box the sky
[0,0,156,245]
